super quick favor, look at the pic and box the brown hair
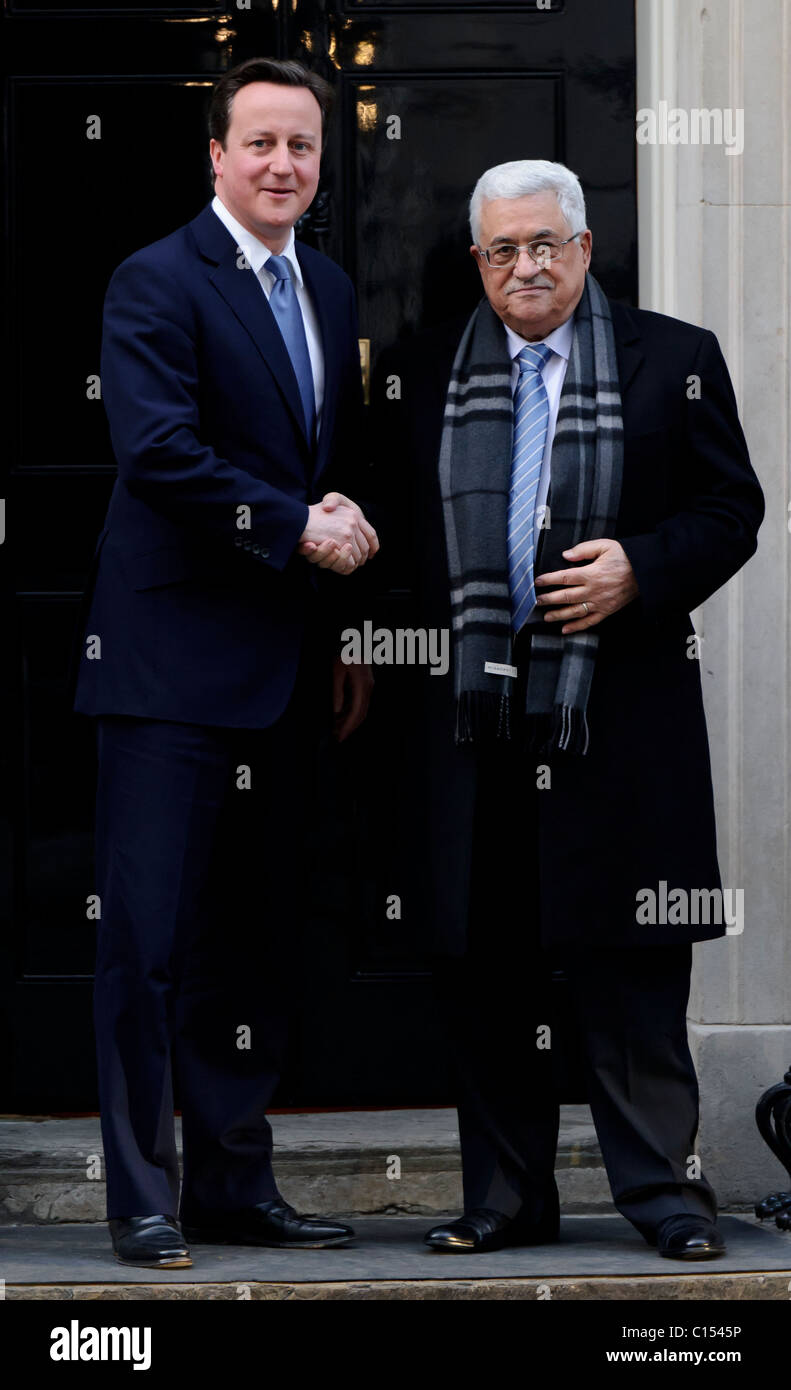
[209,57,334,152]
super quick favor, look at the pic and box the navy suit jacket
[73,201,367,728]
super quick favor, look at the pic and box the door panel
[285,0,636,1103]
[11,78,216,474]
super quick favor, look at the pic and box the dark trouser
[92,668,321,1221]
[432,743,718,1241]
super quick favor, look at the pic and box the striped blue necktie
[266,253,316,443]
[508,342,553,632]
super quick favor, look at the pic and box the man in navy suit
[73,57,378,1268]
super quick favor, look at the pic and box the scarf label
[484,661,518,679]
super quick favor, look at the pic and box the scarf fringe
[455,697,590,756]
[455,690,512,744]
[523,705,591,758]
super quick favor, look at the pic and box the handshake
[297,492,379,574]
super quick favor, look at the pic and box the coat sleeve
[100,254,310,572]
[618,329,764,621]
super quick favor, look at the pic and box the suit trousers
[92,650,326,1221]
[431,739,718,1242]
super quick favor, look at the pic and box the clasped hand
[298,492,379,573]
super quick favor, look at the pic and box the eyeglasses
[476,231,587,270]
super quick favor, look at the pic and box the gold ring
[582,601,589,615]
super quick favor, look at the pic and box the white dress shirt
[211,194,325,435]
[504,311,575,621]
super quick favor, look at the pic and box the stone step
[0,1107,611,1224]
[4,1214,791,1300]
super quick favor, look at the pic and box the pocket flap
[129,546,197,591]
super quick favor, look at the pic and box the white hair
[469,159,587,245]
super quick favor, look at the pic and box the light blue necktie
[266,254,316,443]
[508,342,553,632]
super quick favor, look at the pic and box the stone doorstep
[7,1273,791,1300]
[4,1215,791,1300]
[0,1107,612,1224]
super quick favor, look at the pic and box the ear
[580,229,593,270]
[209,138,223,180]
[470,244,485,280]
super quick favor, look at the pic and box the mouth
[510,285,551,294]
[260,188,295,198]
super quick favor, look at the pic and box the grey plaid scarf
[438,272,624,756]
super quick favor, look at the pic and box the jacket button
[252,544,260,554]
[260,547,270,558]
[234,536,242,547]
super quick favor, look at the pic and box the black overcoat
[374,291,765,953]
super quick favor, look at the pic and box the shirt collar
[211,194,303,287]
[504,309,575,363]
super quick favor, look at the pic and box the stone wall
[636,0,791,1205]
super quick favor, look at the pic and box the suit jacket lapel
[191,204,311,459]
[298,245,340,483]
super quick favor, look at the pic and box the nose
[268,140,294,176]
[514,248,537,277]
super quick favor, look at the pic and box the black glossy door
[1,0,636,1109]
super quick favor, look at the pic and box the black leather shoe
[181,1198,354,1248]
[424,1206,560,1253]
[657,1214,726,1260]
[109,1214,192,1268]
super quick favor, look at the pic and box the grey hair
[469,159,587,245]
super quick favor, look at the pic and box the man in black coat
[380,160,763,1259]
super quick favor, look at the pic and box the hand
[298,492,379,572]
[298,538,358,573]
[332,658,374,741]
[534,538,639,634]
[322,493,379,558]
